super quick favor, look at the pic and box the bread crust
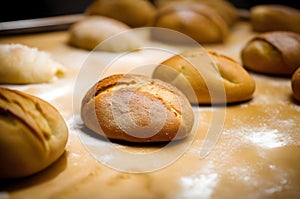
[0,87,68,179]
[292,67,300,101]
[153,50,255,104]
[151,2,228,44]
[81,74,194,142]
[241,31,300,76]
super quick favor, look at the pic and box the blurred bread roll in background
[86,0,156,27]
[241,31,300,76]
[81,74,194,143]
[250,5,300,34]
[153,50,255,104]
[0,87,68,179]
[69,16,141,52]
[292,67,300,101]
[153,0,238,26]
[151,2,228,44]
[0,44,65,84]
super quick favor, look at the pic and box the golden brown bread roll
[292,67,300,101]
[0,87,68,179]
[153,0,238,26]
[69,16,141,52]
[151,2,228,44]
[81,74,194,142]
[241,31,300,76]
[86,0,156,27]
[250,5,300,34]
[0,44,65,84]
[153,50,255,104]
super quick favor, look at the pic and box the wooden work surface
[0,21,300,199]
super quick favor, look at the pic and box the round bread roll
[241,31,300,76]
[69,16,141,52]
[292,67,300,101]
[0,87,68,179]
[81,74,194,142]
[250,5,300,34]
[153,50,255,104]
[153,0,238,26]
[86,0,156,27]
[0,44,65,84]
[151,2,228,44]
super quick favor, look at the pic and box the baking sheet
[0,21,300,199]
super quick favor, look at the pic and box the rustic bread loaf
[69,16,141,52]
[153,50,255,104]
[81,74,194,142]
[0,87,68,179]
[292,67,300,101]
[241,31,300,76]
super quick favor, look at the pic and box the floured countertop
[0,21,300,199]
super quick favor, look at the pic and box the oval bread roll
[151,2,228,44]
[154,0,238,26]
[153,50,255,104]
[0,87,68,179]
[81,74,194,142]
[250,5,300,34]
[292,67,300,101]
[0,44,65,84]
[69,16,141,52]
[241,31,300,76]
[86,0,156,27]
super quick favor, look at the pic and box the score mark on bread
[0,87,68,179]
[81,74,194,143]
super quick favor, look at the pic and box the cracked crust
[0,87,68,179]
[81,74,194,142]
[153,50,256,104]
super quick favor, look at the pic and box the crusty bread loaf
[153,50,255,104]
[250,5,300,34]
[292,67,300,101]
[0,87,68,179]
[81,74,194,142]
[86,0,156,27]
[153,0,238,26]
[0,44,65,84]
[69,16,141,52]
[241,31,300,76]
[151,2,228,44]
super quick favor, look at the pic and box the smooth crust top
[0,87,68,179]
[153,50,255,104]
[152,2,228,43]
[81,74,194,142]
[252,31,300,70]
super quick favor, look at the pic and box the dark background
[0,0,299,22]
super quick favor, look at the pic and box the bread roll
[153,50,255,104]
[0,87,68,179]
[81,74,194,142]
[292,67,300,101]
[86,0,156,27]
[0,44,65,84]
[153,0,238,26]
[69,16,141,52]
[241,31,300,76]
[250,5,300,34]
[151,2,228,44]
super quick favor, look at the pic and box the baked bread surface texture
[241,31,300,76]
[81,74,194,142]
[153,50,255,104]
[0,87,68,179]
[292,67,300,101]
